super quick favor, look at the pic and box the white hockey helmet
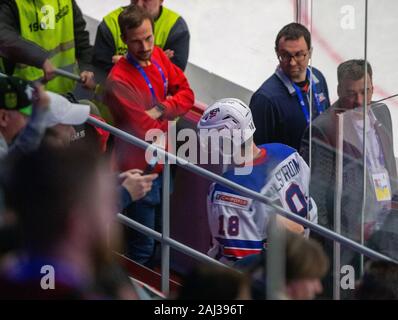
[197,98,256,144]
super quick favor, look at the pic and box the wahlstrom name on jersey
[268,157,301,194]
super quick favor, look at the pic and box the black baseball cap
[0,76,32,116]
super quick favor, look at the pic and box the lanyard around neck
[291,68,323,124]
[126,53,167,103]
[354,117,386,169]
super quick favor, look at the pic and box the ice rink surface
[76,0,398,157]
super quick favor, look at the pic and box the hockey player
[197,98,317,265]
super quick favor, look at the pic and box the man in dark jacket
[250,23,330,152]
[300,59,398,298]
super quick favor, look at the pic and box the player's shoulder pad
[260,143,297,163]
[210,176,253,210]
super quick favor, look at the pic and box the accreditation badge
[372,169,392,202]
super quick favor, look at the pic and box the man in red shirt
[104,5,194,265]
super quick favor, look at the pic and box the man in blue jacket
[250,23,330,151]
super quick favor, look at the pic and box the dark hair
[118,4,154,37]
[178,264,250,300]
[234,231,329,299]
[337,59,373,84]
[285,232,329,282]
[3,146,103,252]
[275,23,311,51]
[356,260,398,300]
[240,231,328,281]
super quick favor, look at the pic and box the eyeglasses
[277,51,310,63]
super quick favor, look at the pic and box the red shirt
[105,46,195,172]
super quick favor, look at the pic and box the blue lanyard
[126,53,168,103]
[291,69,323,124]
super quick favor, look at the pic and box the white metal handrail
[87,116,397,264]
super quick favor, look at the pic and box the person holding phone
[119,169,158,210]
[104,5,194,265]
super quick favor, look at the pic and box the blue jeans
[124,174,173,266]
[124,176,162,265]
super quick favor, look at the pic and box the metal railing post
[295,0,312,30]
[333,113,344,300]
[360,0,370,278]
[161,158,170,295]
[266,214,286,300]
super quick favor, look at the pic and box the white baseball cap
[44,91,90,128]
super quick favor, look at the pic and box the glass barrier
[308,0,398,300]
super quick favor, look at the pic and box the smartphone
[143,155,159,175]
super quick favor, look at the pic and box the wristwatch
[154,103,166,114]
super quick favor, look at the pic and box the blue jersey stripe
[215,237,264,249]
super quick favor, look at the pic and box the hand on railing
[80,71,96,90]
[41,59,56,83]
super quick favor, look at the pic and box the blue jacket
[249,66,330,151]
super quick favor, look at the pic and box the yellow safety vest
[153,6,180,49]
[8,0,78,94]
[104,6,180,55]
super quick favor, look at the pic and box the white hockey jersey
[207,143,317,264]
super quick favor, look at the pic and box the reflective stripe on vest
[104,6,180,56]
[13,0,77,94]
